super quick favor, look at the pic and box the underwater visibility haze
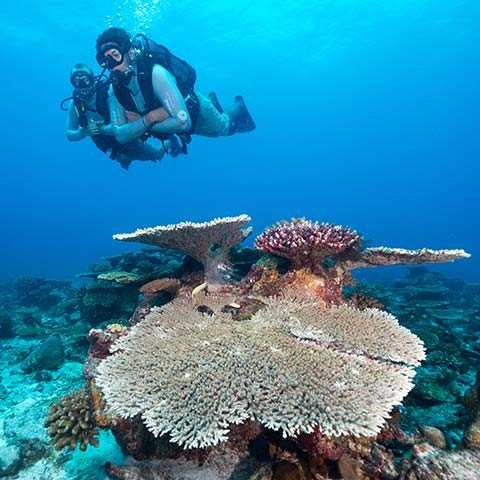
[0,1,480,479]
[1,0,480,280]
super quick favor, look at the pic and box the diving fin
[208,91,224,114]
[226,95,256,134]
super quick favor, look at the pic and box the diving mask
[96,42,125,70]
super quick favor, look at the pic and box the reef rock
[0,311,14,338]
[0,441,21,477]
[105,446,270,480]
[407,446,480,479]
[420,426,447,449]
[22,335,65,372]
[464,417,480,449]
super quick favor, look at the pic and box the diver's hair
[96,27,132,54]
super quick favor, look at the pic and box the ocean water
[1,0,479,281]
[1,1,480,479]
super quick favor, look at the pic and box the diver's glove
[165,134,185,158]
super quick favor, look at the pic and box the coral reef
[21,335,65,373]
[96,297,424,448]
[113,215,252,288]
[76,280,139,325]
[0,310,14,338]
[13,276,74,310]
[45,387,99,452]
[252,218,469,307]
[463,369,480,449]
[362,267,480,448]
[1,214,477,479]
[406,444,480,479]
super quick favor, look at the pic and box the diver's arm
[103,95,150,144]
[65,103,87,141]
[148,64,192,134]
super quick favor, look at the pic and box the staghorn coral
[113,215,252,289]
[96,297,424,450]
[255,219,361,269]
[45,387,99,452]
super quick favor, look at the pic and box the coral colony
[28,214,480,478]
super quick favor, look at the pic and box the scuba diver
[64,63,183,169]
[94,28,256,150]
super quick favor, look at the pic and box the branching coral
[253,219,470,305]
[45,387,99,452]
[255,219,361,269]
[96,297,424,449]
[113,215,252,289]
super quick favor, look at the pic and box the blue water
[2,0,479,281]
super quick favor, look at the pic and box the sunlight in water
[106,0,170,33]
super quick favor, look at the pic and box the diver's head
[96,27,132,72]
[70,63,95,89]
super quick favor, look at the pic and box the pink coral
[255,219,361,269]
[297,429,344,461]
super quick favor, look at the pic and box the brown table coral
[113,215,252,290]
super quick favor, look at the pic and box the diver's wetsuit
[65,92,166,163]
[108,63,231,143]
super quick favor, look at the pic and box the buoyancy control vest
[88,81,124,156]
[112,34,199,138]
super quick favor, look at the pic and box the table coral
[113,215,252,290]
[343,247,471,269]
[96,297,424,449]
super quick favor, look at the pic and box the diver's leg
[193,93,231,137]
[194,93,255,137]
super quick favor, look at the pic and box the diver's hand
[100,124,114,136]
[165,134,185,158]
[125,111,141,122]
[86,120,103,136]
[145,107,170,126]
